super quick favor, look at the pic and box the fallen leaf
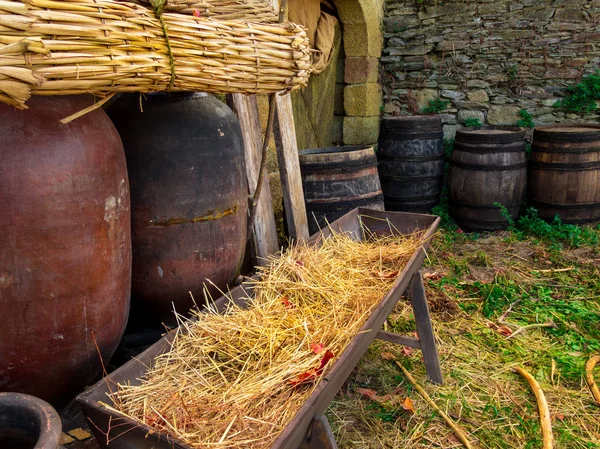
[376,270,399,279]
[496,325,513,336]
[68,428,92,441]
[311,343,325,354]
[401,346,413,356]
[402,397,415,413]
[59,433,75,445]
[295,260,304,267]
[423,272,442,280]
[317,350,335,372]
[554,412,565,421]
[289,350,335,386]
[456,228,464,234]
[281,297,295,309]
[380,351,396,361]
[192,9,201,17]
[357,388,378,400]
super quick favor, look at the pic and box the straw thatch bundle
[105,227,428,448]
[128,0,279,22]
[0,0,311,109]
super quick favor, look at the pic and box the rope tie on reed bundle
[149,0,177,90]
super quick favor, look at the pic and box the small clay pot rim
[0,393,62,449]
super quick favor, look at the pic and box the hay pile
[0,0,312,109]
[106,227,428,448]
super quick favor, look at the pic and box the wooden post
[409,271,443,385]
[231,94,279,262]
[297,415,338,449]
[274,94,309,242]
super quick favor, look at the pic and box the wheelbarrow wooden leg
[297,415,338,449]
[409,271,443,385]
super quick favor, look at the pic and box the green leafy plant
[421,97,450,114]
[554,70,600,113]
[464,118,482,127]
[517,109,535,128]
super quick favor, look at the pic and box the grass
[328,208,600,448]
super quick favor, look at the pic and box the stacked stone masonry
[381,0,600,139]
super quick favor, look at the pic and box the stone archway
[332,0,384,147]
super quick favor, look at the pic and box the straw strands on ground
[0,0,312,109]
[105,229,428,448]
[128,0,279,22]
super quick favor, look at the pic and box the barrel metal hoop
[381,132,444,141]
[306,193,384,212]
[450,161,528,171]
[531,146,600,154]
[449,200,523,210]
[528,199,600,210]
[453,144,525,154]
[377,154,444,163]
[384,193,441,202]
[380,174,444,182]
[300,158,378,175]
[529,160,600,171]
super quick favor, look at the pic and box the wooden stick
[585,355,600,406]
[507,322,556,340]
[395,362,474,449]
[514,366,554,449]
[60,93,115,124]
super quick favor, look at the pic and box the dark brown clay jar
[0,96,131,407]
[108,93,247,323]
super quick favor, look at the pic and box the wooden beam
[274,94,309,242]
[231,94,279,262]
[376,331,421,349]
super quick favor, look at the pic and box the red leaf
[192,9,201,17]
[312,343,325,354]
[554,412,565,421]
[401,346,413,356]
[357,388,377,400]
[281,297,295,309]
[496,325,513,336]
[295,260,304,266]
[381,351,396,361]
[317,350,335,373]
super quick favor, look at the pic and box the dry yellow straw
[104,228,428,448]
[0,0,312,109]
[127,0,279,22]
[515,366,554,449]
[395,361,475,449]
[585,355,600,405]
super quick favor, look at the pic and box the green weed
[421,97,450,114]
[464,118,482,127]
[554,70,600,113]
[517,109,535,128]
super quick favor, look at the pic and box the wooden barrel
[529,125,600,224]
[108,93,247,323]
[0,96,131,407]
[448,127,527,231]
[377,116,445,212]
[299,146,384,235]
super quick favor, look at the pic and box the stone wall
[381,0,600,139]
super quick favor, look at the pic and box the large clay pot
[0,96,131,407]
[0,393,62,449]
[108,93,247,322]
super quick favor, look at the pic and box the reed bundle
[128,0,278,22]
[105,227,427,448]
[0,0,311,109]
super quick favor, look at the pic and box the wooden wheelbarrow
[77,208,442,449]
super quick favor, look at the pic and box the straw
[127,0,279,22]
[0,0,312,109]
[105,226,429,448]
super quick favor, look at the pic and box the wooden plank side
[231,94,279,262]
[274,93,310,242]
[271,247,428,449]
